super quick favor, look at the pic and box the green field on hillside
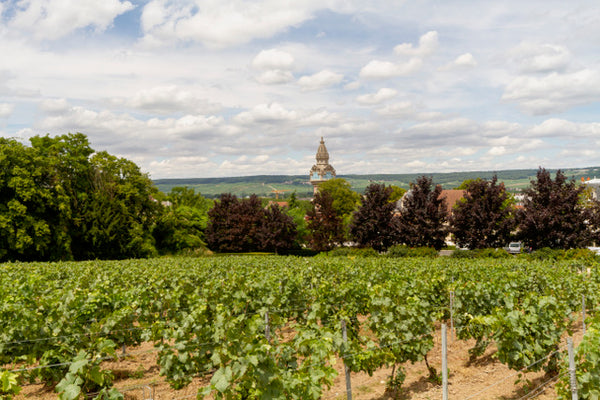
[154,166,600,198]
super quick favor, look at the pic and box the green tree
[286,197,312,248]
[0,134,97,261]
[350,183,400,252]
[1,133,162,261]
[389,185,406,203]
[455,179,477,190]
[450,176,516,249]
[0,138,55,261]
[153,187,212,254]
[518,168,590,250]
[317,178,361,218]
[73,151,159,259]
[397,176,448,250]
[306,190,344,251]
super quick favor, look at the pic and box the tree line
[2,133,600,261]
[205,170,600,254]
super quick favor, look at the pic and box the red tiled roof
[440,190,466,214]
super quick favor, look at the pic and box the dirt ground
[18,323,584,400]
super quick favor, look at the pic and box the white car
[507,242,522,254]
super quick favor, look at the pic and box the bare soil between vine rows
[18,324,584,400]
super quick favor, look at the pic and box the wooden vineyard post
[449,291,455,341]
[582,294,586,335]
[264,311,271,343]
[567,338,578,400]
[341,319,352,400]
[442,323,448,400]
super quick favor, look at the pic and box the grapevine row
[0,256,597,398]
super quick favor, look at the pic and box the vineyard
[1,255,599,399]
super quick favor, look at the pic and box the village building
[582,177,600,199]
[309,137,336,194]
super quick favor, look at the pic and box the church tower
[309,137,336,194]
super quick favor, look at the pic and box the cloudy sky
[1,1,600,179]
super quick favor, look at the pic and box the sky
[1,0,600,179]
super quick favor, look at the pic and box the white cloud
[140,0,317,48]
[487,146,507,156]
[40,98,70,114]
[394,31,439,58]
[438,53,477,72]
[344,81,361,90]
[529,118,600,138]
[298,109,342,126]
[234,103,298,124]
[122,86,222,115]
[298,70,343,91]
[502,69,600,114]
[375,101,417,118]
[38,105,225,150]
[0,103,14,118]
[252,49,295,70]
[510,43,571,73]
[359,31,439,80]
[454,53,477,67]
[8,0,134,40]
[255,70,294,85]
[359,58,422,79]
[251,49,295,85]
[356,88,397,105]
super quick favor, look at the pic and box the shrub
[386,245,438,258]
[522,247,599,261]
[450,248,510,259]
[325,247,379,257]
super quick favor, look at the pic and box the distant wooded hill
[153,166,600,199]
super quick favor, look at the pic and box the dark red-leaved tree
[349,183,400,252]
[518,168,590,250]
[450,176,516,249]
[206,194,264,252]
[307,190,344,252]
[206,194,298,253]
[260,204,298,254]
[397,176,448,250]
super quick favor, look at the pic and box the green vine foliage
[490,294,569,373]
[557,322,600,399]
[0,256,596,398]
[0,370,21,399]
[55,339,122,400]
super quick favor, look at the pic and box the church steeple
[316,137,329,165]
[309,137,336,195]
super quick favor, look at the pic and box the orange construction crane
[271,188,290,200]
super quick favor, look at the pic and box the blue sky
[1,0,600,178]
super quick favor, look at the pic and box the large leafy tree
[350,183,400,252]
[306,190,344,252]
[0,134,102,261]
[397,176,448,250]
[318,178,361,240]
[318,178,361,218]
[73,151,159,259]
[261,204,298,254]
[206,194,298,253]
[206,194,261,253]
[153,187,213,254]
[518,168,590,249]
[0,133,162,261]
[0,138,62,260]
[450,176,516,249]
